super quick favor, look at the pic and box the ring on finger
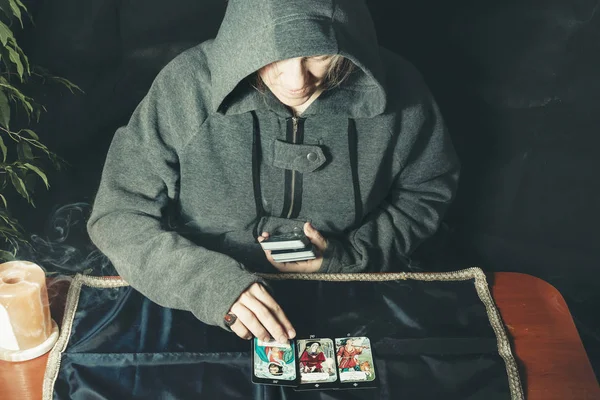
[224,312,238,328]
[229,318,253,340]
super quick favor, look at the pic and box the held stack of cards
[260,231,316,263]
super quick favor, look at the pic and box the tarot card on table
[295,338,338,390]
[252,338,298,386]
[335,336,378,389]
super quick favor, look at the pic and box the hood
[208,0,387,117]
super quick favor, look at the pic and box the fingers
[250,284,296,339]
[230,283,295,344]
[257,232,270,243]
[304,222,327,252]
[273,258,322,273]
[231,301,271,342]
[264,249,287,270]
[240,286,290,343]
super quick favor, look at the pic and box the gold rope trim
[472,270,525,400]
[42,269,523,399]
[42,275,129,400]
[42,274,83,400]
[258,267,483,281]
[79,275,130,288]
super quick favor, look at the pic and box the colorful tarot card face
[252,338,297,385]
[297,338,338,384]
[335,337,376,383]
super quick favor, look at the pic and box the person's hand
[258,222,327,273]
[228,282,296,343]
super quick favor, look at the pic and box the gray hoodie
[87,0,460,329]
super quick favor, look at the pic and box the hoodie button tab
[307,152,318,162]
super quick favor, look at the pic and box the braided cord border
[42,268,523,399]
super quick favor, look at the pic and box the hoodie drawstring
[251,111,264,238]
[348,118,363,228]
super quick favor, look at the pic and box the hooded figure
[87,0,459,331]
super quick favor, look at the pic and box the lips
[283,87,310,98]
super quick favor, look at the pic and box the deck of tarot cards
[260,230,316,263]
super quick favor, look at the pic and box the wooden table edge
[491,271,600,399]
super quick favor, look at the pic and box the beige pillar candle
[0,261,58,362]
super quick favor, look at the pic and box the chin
[279,97,309,108]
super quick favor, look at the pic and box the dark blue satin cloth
[52,278,515,399]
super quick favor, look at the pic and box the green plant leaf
[6,44,24,80]
[0,193,6,208]
[49,76,84,94]
[32,66,84,94]
[13,0,26,13]
[0,20,14,47]
[23,162,49,189]
[0,40,31,78]
[21,129,38,140]
[13,41,29,75]
[50,153,65,170]
[0,213,20,231]
[22,169,36,194]
[0,78,33,115]
[0,89,9,128]
[24,138,48,152]
[21,142,33,159]
[7,168,29,202]
[0,85,33,116]
[0,135,7,162]
[0,249,16,262]
[8,0,23,27]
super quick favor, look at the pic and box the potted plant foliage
[0,0,80,261]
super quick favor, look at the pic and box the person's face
[309,343,320,353]
[258,55,334,113]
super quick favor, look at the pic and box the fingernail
[288,329,296,338]
[262,336,271,342]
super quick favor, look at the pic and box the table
[492,273,599,399]
[1,273,598,399]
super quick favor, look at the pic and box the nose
[279,58,308,90]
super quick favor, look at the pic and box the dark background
[9,0,599,377]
